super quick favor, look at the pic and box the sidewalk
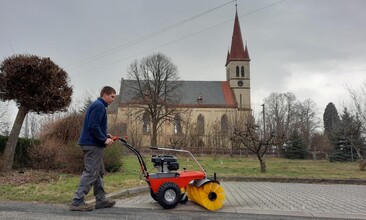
[112,181,366,219]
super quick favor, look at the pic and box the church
[108,10,252,150]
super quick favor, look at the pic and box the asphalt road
[0,201,340,220]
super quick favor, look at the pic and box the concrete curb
[86,186,149,204]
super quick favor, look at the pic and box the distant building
[108,10,252,149]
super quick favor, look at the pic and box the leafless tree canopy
[126,53,183,146]
[347,82,366,135]
[230,120,275,172]
[263,92,320,155]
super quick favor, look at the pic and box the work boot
[69,202,94,211]
[95,199,116,209]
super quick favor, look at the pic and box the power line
[72,0,286,79]
[8,40,16,54]
[66,0,235,71]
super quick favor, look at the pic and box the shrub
[0,135,40,168]
[32,111,123,173]
[103,143,123,172]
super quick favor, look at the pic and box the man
[70,86,117,211]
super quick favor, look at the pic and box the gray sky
[1,0,366,120]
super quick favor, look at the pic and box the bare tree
[347,82,366,136]
[206,120,229,158]
[345,83,366,162]
[125,53,183,147]
[263,92,297,155]
[297,99,321,151]
[230,120,275,172]
[0,54,72,171]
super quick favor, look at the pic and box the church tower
[225,10,251,112]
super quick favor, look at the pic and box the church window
[236,66,239,77]
[240,94,243,108]
[197,114,205,136]
[174,114,182,134]
[142,112,151,134]
[221,114,229,135]
[241,66,244,77]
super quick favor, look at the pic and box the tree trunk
[355,147,363,161]
[257,154,267,172]
[151,120,158,147]
[0,106,28,172]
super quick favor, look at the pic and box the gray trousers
[72,145,107,205]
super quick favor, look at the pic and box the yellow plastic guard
[186,182,225,211]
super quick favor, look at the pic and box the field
[0,155,365,204]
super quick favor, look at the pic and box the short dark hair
[100,86,116,97]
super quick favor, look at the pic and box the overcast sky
[1,0,366,121]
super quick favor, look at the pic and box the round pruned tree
[0,54,72,171]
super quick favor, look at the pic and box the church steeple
[226,11,250,66]
[225,8,251,112]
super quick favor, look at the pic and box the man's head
[100,86,116,105]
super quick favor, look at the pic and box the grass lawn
[0,155,365,204]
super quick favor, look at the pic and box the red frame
[148,170,205,193]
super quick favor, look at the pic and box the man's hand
[105,138,114,146]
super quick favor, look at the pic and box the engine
[151,155,179,173]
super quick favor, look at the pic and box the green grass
[0,156,365,204]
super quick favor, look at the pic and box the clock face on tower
[237,80,244,87]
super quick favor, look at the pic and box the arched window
[221,114,229,135]
[197,114,205,136]
[241,66,244,77]
[236,66,239,77]
[174,114,182,134]
[142,112,150,134]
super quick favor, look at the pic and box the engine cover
[151,155,179,173]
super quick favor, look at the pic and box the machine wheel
[156,182,180,209]
[150,188,157,201]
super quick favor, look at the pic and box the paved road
[0,201,355,220]
[115,181,366,220]
[1,182,366,220]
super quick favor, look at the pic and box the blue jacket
[79,97,108,147]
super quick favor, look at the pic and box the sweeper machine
[115,136,225,211]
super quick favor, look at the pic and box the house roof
[117,79,237,108]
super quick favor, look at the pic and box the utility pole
[261,104,265,139]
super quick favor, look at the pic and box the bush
[103,143,123,172]
[0,135,40,168]
[30,139,84,173]
[32,112,123,173]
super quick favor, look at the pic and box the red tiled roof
[221,81,236,106]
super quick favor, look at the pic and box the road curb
[87,186,149,204]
